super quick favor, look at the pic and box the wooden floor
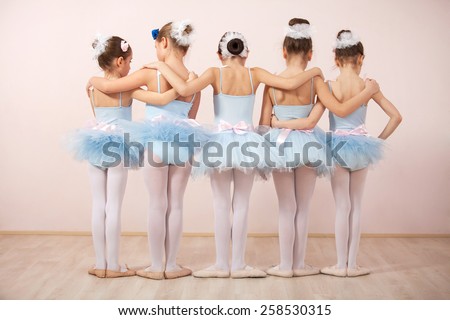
[0,235,449,299]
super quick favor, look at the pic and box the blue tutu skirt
[66,120,141,169]
[123,118,211,166]
[263,127,328,175]
[327,133,383,171]
[192,129,272,177]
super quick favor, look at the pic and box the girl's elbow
[285,84,296,90]
[178,87,190,96]
[334,110,347,118]
[102,85,114,94]
[393,113,403,125]
[306,120,318,130]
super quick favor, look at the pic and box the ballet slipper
[230,265,267,279]
[347,265,370,277]
[164,266,192,279]
[193,266,230,278]
[105,264,136,278]
[88,266,106,278]
[320,265,347,277]
[266,265,293,278]
[293,265,320,277]
[136,267,165,280]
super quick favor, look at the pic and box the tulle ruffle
[65,120,141,169]
[122,116,211,166]
[327,133,383,171]
[191,129,272,178]
[262,127,328,175]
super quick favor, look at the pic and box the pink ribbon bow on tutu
[276,128,313,145]
[85,119,118,132]
[218,120,252,135]
[334,124,369,136]
[151,114,201,127]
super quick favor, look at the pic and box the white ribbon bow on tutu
[218,120,252,134]
[334,124,369,136]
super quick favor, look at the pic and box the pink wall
[0,0,449,234]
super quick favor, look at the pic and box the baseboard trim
[0,230,449,238]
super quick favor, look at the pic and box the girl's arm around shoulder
[144,61,216,96]
[87,69,154,95]
[315,77,379,117]
[130,87,179,106]
[251,67,323,91]
[372,90,402,139]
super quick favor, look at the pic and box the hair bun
[283,18,313,55]
[289,17,309,26]
[334,30,361,49]
[227,38,244,55]
[218,31,249,58]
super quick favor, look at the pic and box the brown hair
[283,18,312,56]
[92,36,132,71]
[156,21,193,54]
[334,30,364,65]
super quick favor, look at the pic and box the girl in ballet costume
[144,31,368,278]
[88,21,207,280]
[69,35,179,278]
[273,30,402,277]
[321,30,402,277]
[259,19,382,278]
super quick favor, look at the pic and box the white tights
[143,154,191,272]
[88,164,128,271]
[272,167,317,270]
[331,165,368,269]
[210,169,254,272]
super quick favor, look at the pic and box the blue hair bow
[151,29,159,40]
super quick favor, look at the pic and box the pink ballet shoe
[105,264,136,278]
[88,266,106,278]
[136,267,165,280]
[347,265,370,277]
[193,266,230,278]
[320,265,347,277]
[164,266,192,279]
[231,265,267,279]
[266,265,293,278]
[293,265,320,277]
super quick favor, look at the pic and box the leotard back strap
[89,88,123,108]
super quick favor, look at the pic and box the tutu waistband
[275,128,314,145]
[150,113,201,128]
[333,124,369,136]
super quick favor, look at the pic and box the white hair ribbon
[93,33,112,60]
[170,19,193,46]
[334,31,360,49]
[285,23,315,39]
